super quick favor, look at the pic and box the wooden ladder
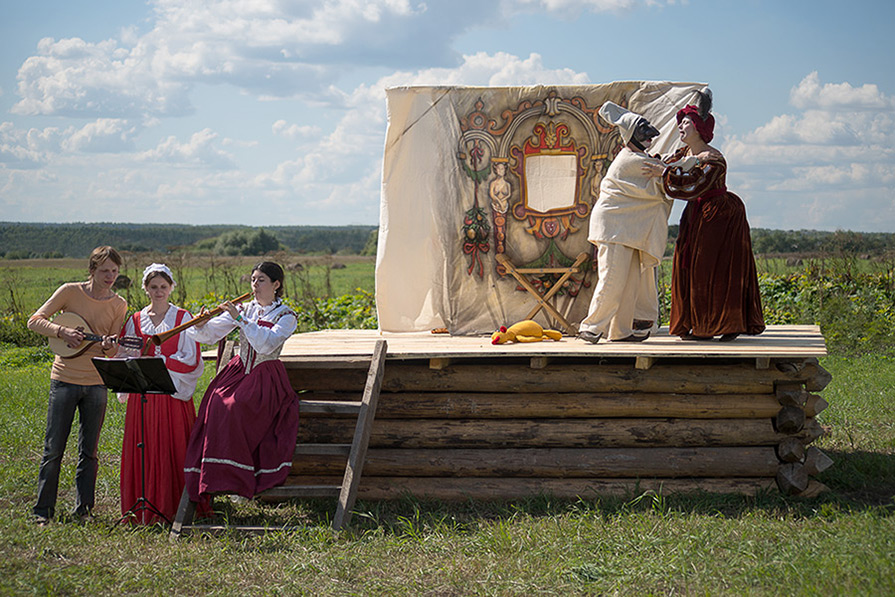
[169,339,387,538]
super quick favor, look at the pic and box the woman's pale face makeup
[251,270,280,305]
[144,275,173,306]
[678,116,701,146]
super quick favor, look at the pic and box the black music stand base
[92,357,176,527]
[118,391,171,526]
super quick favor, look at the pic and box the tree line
[2,222,894,259]
[0,223,378,258]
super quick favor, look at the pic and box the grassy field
[0,348,893,596]
[0,254,376,316]
[1,255,894,594]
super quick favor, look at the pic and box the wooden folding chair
[495,251,589,334]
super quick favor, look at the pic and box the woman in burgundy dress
[647,90,765,341]
[182,262,300,502]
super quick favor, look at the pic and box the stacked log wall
[272,356,832,501]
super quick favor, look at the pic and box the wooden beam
[429,357,452,370]
[266,476,779,500]
[298,391,784,420]
[289,360,829,395]
[288,446,780,478]
[635,356,656,370]
[298,417,823,449]
[776,462,809,495]
[804,394,829,417]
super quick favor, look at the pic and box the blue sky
[1,0,893,231]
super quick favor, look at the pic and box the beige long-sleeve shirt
[28,282,127,386]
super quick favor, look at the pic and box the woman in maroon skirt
[182,262,300,502]
[647,90,765,341]
[118,263,204,523]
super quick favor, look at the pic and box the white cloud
[139,128,236,168]
[790,71,894,111]
[722,72,895,231]
[272,120,322,140]
[507,0,664,15]
[11,0,623,120]
[62,119,138,153]
[256,51,590,217]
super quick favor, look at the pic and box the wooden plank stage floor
[277,325,826,368]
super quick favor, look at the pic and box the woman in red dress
[648,90,765,341]
[118,264,205,523]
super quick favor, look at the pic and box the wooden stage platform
[248,325,833,502]
[277,324,827,369]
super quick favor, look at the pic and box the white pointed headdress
[598,101,642,145]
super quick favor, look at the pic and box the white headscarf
[598,101,642,145]
[142,263,176,287]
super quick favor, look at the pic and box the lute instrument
[48,312,143,358]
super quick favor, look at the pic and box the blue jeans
[33,380,108,519]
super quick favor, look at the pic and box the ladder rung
[295,443,352,456]
[262,485,342,498]
[299,400,362,414]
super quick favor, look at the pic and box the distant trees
[2,222,894,259]
[213,228,282,256]
[0,223,377,257]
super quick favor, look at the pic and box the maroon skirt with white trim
[183,355,300,501]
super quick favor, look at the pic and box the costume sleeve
[26,284,72,338]
[662,157,725,200]
[239,310,297,355]
[183,312,237,344]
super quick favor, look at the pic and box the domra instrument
[48,312,144,358]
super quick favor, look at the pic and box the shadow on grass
[186,448,895,539]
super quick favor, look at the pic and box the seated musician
[26,246,127,525]
[182,261,301,502]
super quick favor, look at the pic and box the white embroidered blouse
[184,299,297,374]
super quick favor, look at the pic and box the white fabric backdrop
[376,82,707,334]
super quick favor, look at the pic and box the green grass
[1,255,376,318]
[1,348,893,596]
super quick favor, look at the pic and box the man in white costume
[578,101,683,343]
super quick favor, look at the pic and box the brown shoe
[680,333,714,341]
[611,331,650,342]
[633,319,654,331]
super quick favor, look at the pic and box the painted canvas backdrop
[376,82,707,334]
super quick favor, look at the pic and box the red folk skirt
[120,393,202,524]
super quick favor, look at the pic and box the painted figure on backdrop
[182,261,300,503]
[489,159,511,215]
[26,246,128,525]
[578,102,690,343]
[117,264,207,524]
[644,89,765,341]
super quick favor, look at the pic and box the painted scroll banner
[376,82,707,334]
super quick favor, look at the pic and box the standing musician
[116,263,205,524]
[26,246,128,525]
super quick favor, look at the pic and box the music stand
[93,356,176,526]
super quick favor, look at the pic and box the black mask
[629,117,659,151]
